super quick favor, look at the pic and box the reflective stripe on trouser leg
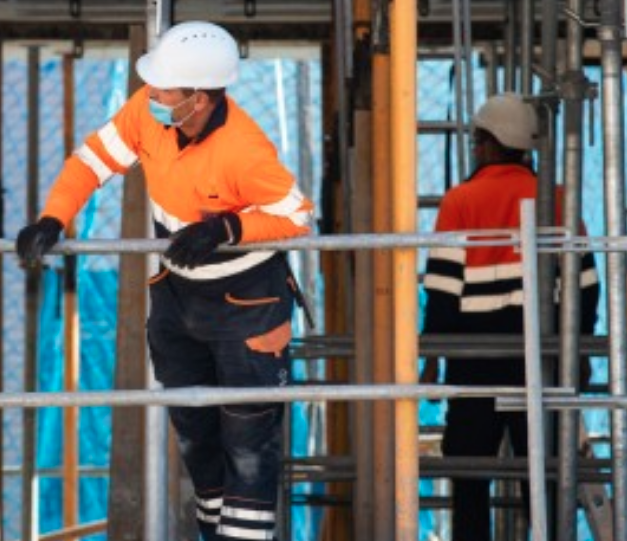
[196,489,224,540]
[218,501,277,540]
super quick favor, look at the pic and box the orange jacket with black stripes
[423,163,599,336]
[41,86,314,280]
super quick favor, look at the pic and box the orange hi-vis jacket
[42,86,314,280]
[423,163,599,335]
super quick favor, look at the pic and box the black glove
[16,216,64,266]
[164,213,241,269]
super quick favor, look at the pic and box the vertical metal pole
[598,2,627,539]
[461,0,475,120]
[334,0,353,233]
[108,22,150,541]
[61,53,80,541]
[451,0,467,181]
[371,1,395,537]
[520,200,548,541]
[536,4,558,538]
[390,1,418,540]
[557,1,584,538]
[352,2,374,539]
[0,38,5,541]
[143,3,171,539]
[504,0,518,92]
[485,42,499,97]
[23,45,40,541]
[520,0,534,95]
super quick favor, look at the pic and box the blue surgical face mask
[149,92,197,127]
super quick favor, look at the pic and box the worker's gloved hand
[16,216,64,267]
[164,213,241,269]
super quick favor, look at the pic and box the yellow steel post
[390,1,419,540]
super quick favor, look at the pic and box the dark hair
[181,88,226,102]
[474,127,527,164]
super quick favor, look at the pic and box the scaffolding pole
[371,2,395,537]
[61,53,79,541]
[390,1,418,540]
[22,45,40,541]
[557,0,586,538]
[520,201,548,541]
[598,2,627,540]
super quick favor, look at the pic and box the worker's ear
[193,91,210,112]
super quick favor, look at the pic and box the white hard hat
[136,21,239,89]
[472,92,538,150]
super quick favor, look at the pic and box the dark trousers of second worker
[443,358,530,541]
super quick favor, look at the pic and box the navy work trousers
[443,357,530,541]
[147,255,293,541]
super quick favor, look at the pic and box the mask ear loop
[171,91,200,127]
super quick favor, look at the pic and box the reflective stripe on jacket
[42,86,314,279]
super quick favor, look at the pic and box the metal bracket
[529,64,598,146]
[69,0,81,18]
[244,0,257,18]
[238,40,249,60]
[419,0,430,17]
[72,38,84,59]
[562,6,601,29]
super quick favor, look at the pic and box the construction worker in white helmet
[421,92,599,541]
[16,21,314,541]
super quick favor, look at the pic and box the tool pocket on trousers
[225,292,280,306]
[147,268,170,286]
[245,320,292,357]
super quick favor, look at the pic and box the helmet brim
[136,53,171,89]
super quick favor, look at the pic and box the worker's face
[472,129,491,169]
[148,87,198,125]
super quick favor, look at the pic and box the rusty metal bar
[23,45,40,541]
[61,53,79,541]
[372,8,395,538]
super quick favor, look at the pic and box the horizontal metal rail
[0,384,574,409]
[498,395,627,410]
[2,229,626,254]
[0,228,569,254]
[9,520,106,541]
[292,333,609,358]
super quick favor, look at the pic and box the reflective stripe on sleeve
[461,290,524,312]
[288,209,313,227]
[98,121,138,168]
[465,262,523,283]
[581,267,599,288]
[428,246,465,264]
[259,185,305,216]
[74,144,114,185]
[424,274,464,296]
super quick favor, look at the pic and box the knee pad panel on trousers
[221,404,283,492]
